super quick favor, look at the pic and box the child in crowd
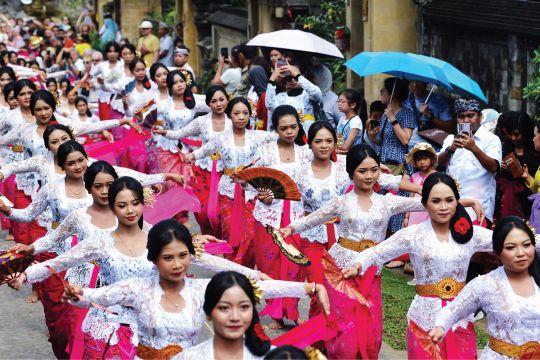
[336,88,363,154]
[364,100,385,153]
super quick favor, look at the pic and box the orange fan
[0,250,34,286]
[235,167,301,201]
[321,252,369,306]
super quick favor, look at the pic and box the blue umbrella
[407,53,487,102]
[345,51,452,89]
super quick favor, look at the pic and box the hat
[174,47,189,56]
[455,99,482,114]
[30,36,42,49]
[21,0,33,5]
[405,142,437,164]
[139,20,153,29]
[158,22,169,29]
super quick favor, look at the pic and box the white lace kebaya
[192,129,278,200]
[26,231,266,347]
[354,220,496,332]
[164,112,232,172]
[179,337,266,360]
[290,191,424,269]
[435,267,540,360]
[75,274,306,356]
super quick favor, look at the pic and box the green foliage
[524,47,540,119]
[381,268,488,351]
[295,0,347,93]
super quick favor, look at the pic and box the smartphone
[276,59,289,77]
[370,119,380,130]
[220,47,228,60]
[457,122,471,137]
[0,194,13,208]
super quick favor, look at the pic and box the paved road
[0,229,405,359]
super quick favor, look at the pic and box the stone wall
[420,0,540,114]
[120,0,162,44]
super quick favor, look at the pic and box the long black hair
[107,176,144,229]
[205,85,228,106]
[307,121,337,145]
[84,160,118,193]
[57,140,88,169]
[129,57,152,89]
[421,172,473,244]
[75,96,92,117]
[225,96,251,119]
[492,216,540,287]
[271,105,306,146]
[43,124,75,149]
[166,70,195,109]
[203,271,271,357]
[13,78,37,98]
[147,219,195,262]
[30,89,57,116]
[345,144,380,179]
[497,111,538,171]
[149,62,169,83]
[3,81,15,103]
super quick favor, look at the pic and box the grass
[380,268,488,351]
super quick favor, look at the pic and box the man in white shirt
[438,99,502,225]
[158,22,173,67]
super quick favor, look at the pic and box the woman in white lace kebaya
[62,220,330,360]
[345,172,495,359]
[282,145,484,359]
[431,216,540,359]
[180,271,330,360]
[185,97,278,268]
[251,104,310,329]
[153,85,230,236]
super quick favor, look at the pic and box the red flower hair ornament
[454,217,470,235]
[253,323,270,342]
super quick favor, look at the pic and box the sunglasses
[284,76,296,82]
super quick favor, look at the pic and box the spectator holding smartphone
[211,45,241,97]
[365,100,385,152]
[438,99,502,226]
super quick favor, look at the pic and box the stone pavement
[0,230,406,359]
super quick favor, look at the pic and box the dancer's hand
[10,243,34,255]
[164,173,185,186]
[119,118,143,134]
[151,126,167,135]
[0,172,4,182]
[62,282,83,302]
[471,200,485,225]
[256,191,273,205]
[379,164,392,174]
[230,174,246,185]
[197,234,226,244]
[102,130,114,143]
[303,283,331,316]
[151,184,163,195]
[7,272,26,290]
[0,198,11,215]
[279,226,294,238]
[428,327,445,343]
[342,263,361,278]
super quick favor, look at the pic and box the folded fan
[0,250,34,286]
[235,167,301,201]
[141,108,158,129]
[266,226,310,266]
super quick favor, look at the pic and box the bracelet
[311,281,317,295]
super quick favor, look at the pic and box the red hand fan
[0,250,34,286]
[235,167,301,201]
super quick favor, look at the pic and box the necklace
[162,291,182,307]
[68,186,83,196]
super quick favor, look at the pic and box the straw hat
[30,36,42,49]
[405,142,437,164]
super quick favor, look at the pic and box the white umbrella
[247,30,344,58]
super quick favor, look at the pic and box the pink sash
[272,313,338,349]
[144,186,201,224]
[84,140,118,165]
[207,160,220,231]
[228,183,244,248]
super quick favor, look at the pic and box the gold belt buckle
[210,152,221,161]
[11,144,24,152]
[436,278,462,300]
[51,221,60,230]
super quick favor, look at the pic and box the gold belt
[338,237,375,252]
[488,336,540,359]
[136,343,183,360]
[51,221,60,230]
[11,144,24,152]
[415,278,465,300]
